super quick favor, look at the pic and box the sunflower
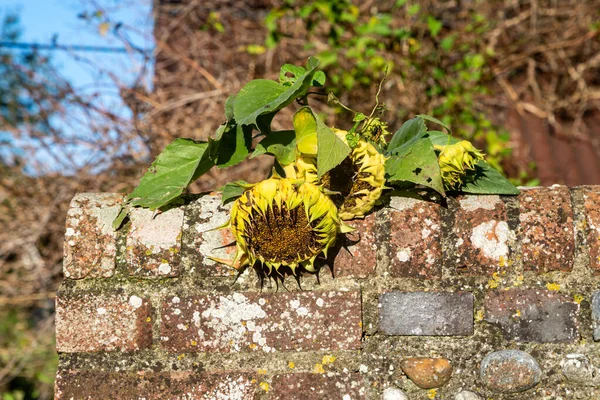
[215,175,350,276]
[434,140,485,190]
[295,128,387,220]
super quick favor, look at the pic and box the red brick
[269,373,366,400]
[484,288,579,343]
[180,193,237,277]
[331,212,377,278]
[55,370,255,400]
[452,195,514,275]
[126,206,184,277]
[64,193,123,279]
[583,186,600,272]
[387,197,442,278]
[519,186,574,272]
[56,293,153,352]
[160,291,362,352]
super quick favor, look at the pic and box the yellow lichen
[145,317,152,322]
[487,272,501,289]
[257,369,267,375]
[177,354,185,361]
[313,364,325,374]
[259,382,269,392]
[322,355,337,365]
[427,388,437,399]
[190,340,197,346]
[475,309,485,322]
[249,343,257,349]
[574,294,584,304]
[288,361,295,369]
[546,282,561,291]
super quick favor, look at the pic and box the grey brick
[592,291,600,341]
[379,292,474,336]
[485,289,579,343]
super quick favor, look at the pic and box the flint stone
[480,350,541,393]
[561,354,600,386]
[455,391,482,400]
[382,387,408,400]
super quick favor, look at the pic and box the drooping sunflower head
[227,176,342,275]
[434,140,485,190]
[295,129,387,220]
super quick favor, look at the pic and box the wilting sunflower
[434,140,485,190]
[295,129,387,220]
[216,175,351,276]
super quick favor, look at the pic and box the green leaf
[460,161,520,195]
[385,135,445,195]
[312,71,326,86]
[128,138,214,210]
[426,130,460,147]
[216,124,253,168]
[112,204,130,230]
[427,16,443,37]
[224,95,236,121]
[387,117,427,154]
[221,180,250,204]
[294,106,318,155]
[417,114,452,133]
[251,130,297,165]
[234,57,320,127]
[279,64,306,86]
[316,115,351,177]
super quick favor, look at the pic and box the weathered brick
[387,197,443,279]
[161,291,362,352]
[452,195,514,275]
[269,373,366,400]
[181,193,236,277]
[519,186,574,272]
[379,292,473,336]
[484,288,579,343]
[126,206,184,277]
[583,186,600,272]
[591,291,600,341]
[331,212,377,278]
[63,193,123,279]
[56,293,153,352]
[55,370,255,400]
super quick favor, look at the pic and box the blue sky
[2,0,153,90]
[1,0,154,173]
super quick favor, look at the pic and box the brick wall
[55,186,600,399]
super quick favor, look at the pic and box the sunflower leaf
[460,161,520,195]
[251,130,297,166]
[216,124,253,168]
[293,106,318,156]
[316,115,351,178]
[234,57,320,127]
[386,117,427,155]
[221,180,250,205]
[385,135,445,196]
[128,138,214,210]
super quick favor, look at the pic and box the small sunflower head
[295,129,387,220]
[434,140,485,190]
[227,176,342,275]
[361,117,391,146]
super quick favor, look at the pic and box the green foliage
[386,117,518,195]
[124,56,518,221]
[127,138,214,210]
[0,307,57,400]
[251,130,296,166]
[262,1,515,176]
